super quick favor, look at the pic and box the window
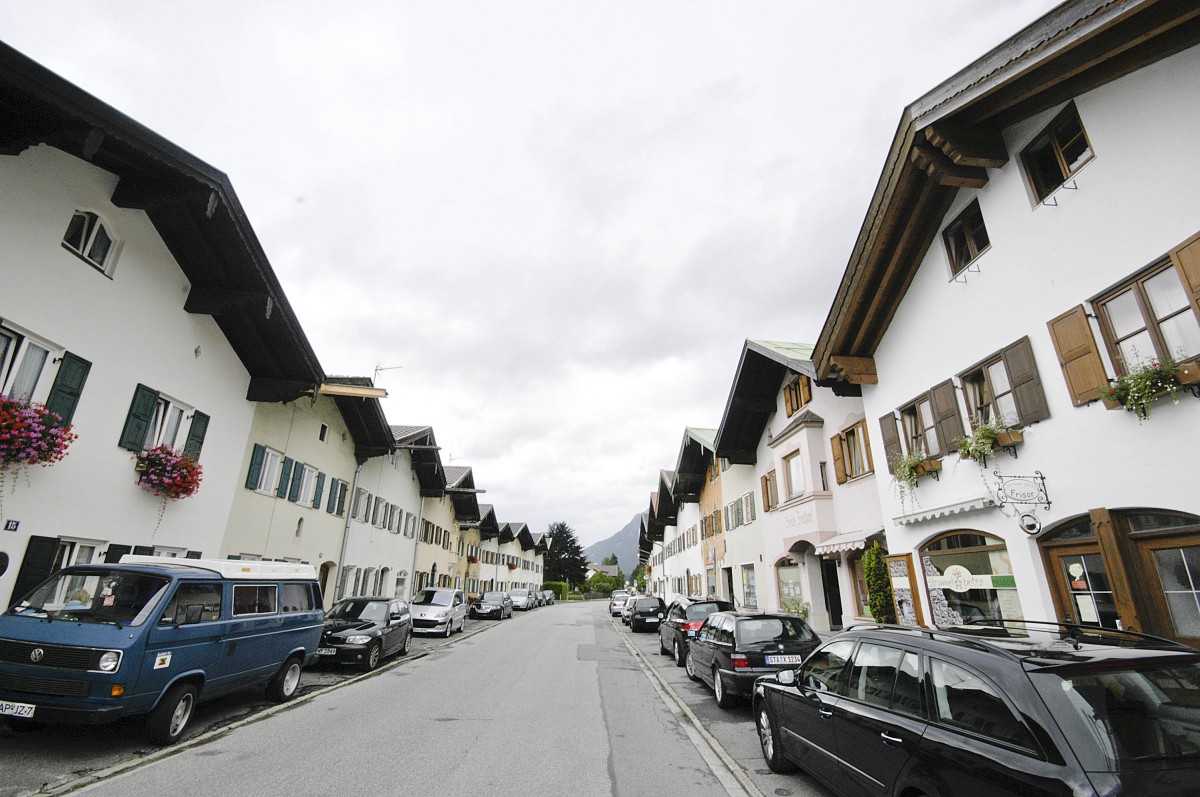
[159,582,222,625]
[352,488,371,522]
[1096,261,1200,373]
[783,451,804,500]
[293,465,317,506]
[846,642,903,709]
[959,337,1050,428]
[246,445,283,495]
[118,385,208,457]
[784,375,812,417]
[0,328,50,402]
[1021,103,1093,202]
[942,199,990,276]
[831,420,874,484]
[325,479,349,516]
[232,584,277,616]
[761,470,779,511]
[741,493,756,524]
[62,210,119,273]
[800,639,855,692]
[921,531,1024,627]
[930,658,1036,749]
[900,396,940,457]
[319,423,329,442]
[741,564,757,608]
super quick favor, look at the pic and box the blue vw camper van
[0,555,323,744]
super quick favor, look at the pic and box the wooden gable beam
[829,356,878,385]
[184,287,271,316]
[909,143,989,189]
[924,123,1008,169]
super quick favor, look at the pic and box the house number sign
[993,470,1051,511]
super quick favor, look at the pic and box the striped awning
[814,529,885,556]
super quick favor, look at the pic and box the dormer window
[62,210,118,273]
[1021,103,1093,202]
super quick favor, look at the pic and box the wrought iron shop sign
[993,470,1050,511]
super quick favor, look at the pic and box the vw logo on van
[30,648,44,663]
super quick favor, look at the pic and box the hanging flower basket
[1098,356,1181,422]
[135,446,203,500]
[467,555,479,564]
[0,395,78,470]
[507,563,518,571]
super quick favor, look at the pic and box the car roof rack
[843,620,1193,659]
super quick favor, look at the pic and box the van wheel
[268,656,303,700]
[146,683,197,745]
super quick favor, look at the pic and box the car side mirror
[658,612,664,620]
[776,669,797,687]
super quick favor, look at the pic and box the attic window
[942,199,989,277]
[1021,103,1093,202]
[62,210,118,273]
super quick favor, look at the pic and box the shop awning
[814,529,885,556]
[893,493,996,526]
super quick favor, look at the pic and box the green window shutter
[104,544,132,564]
[118,384,160,451]
[10,536,60,603]
[183,411,210,459]
[245,444,266,489]
[277,457,295,498]
[44,351,91,425]
[336,482,348,516]
[326,479,339,513]
[288,464,304,502]
[312,472,326,509]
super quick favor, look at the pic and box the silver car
[508,588,536,610]
[410,588,467,637]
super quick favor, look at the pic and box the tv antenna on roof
[373,364,404,384]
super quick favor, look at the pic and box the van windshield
[7,569,170,627]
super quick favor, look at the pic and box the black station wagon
[753,621,1200,796]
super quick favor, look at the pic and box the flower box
[467,556,479,564]
[913,458,942,478]
[994,429,1024,448]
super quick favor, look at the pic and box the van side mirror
[776,669,797,687]
[183,604,203,625]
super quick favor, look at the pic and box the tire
[398,628,410,656]
[361,641,382,672]
[269,656,303,699]
[714,667,737,708]
[146,683,197,745]
[673,639,686,668]
[685,650,700,682]
[443,619,453,638]
[659,634,670,655]
[757,704,796,773]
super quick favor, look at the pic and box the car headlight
[435,611,449,620]
[98,651,121,672]
[344,635,372,645]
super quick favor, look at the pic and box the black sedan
[317,597,412,671]
[629,596,667,632]
[686,611,819,708]
[658,597,734,667]
[469,591,513,620]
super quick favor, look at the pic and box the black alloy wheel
[362,641,382,671]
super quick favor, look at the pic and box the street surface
[1,601,832,797]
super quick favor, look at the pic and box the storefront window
[1153,546,1200,637]
[921,531,1023,628]
[777,562,804,615]
[741,564,757,608]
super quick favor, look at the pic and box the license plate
[643,618,659,624]
[687,630,696,637]
[0,701,36,718]
[317,647,337,655]
[766,655,803,665]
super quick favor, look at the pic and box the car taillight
[731,654,749,669]
[682,621,703,632]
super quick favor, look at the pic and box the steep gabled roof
[444,465,482,523]
[714,340,817,465]
[814,0,1200,383]
[0,42,324,401]
[673,427,716,504]
[323,376,393,463]
[390,425,445,496]
[477,503,501,540]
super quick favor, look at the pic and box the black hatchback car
[658,597,734,667]
[317,597,412,671]
[629,596,667,632]
[753,622,1200,796]
[686,611,820,707]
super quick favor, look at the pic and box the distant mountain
[583,513,642,576]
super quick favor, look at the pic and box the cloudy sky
[1,0,1060,547]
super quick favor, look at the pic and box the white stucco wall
[1,145,255,605]
[342,449,422,601]
[864,43,1200,625]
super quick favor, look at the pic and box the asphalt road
[2,601,834,797]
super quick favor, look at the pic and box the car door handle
[880,732,902,745]
[818,708,833,719]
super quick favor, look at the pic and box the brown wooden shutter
[784,382,796,417]
[878,413,902,474]
[861,420,875,472]
[929,380,964,454]
[830,433,847,484]
[1002,337,1050,425]
[1047,305,1109,406]
[800,375,812,406]
[760,475,770,510]
[1169,230,1200,325]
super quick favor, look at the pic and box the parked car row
[620,596,1200,797]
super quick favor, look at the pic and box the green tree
[587,572,622,594]
[862,542,896,624]
[543,521,589,586]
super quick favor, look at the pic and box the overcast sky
[1,0,1061,547]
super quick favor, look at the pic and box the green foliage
[890,449,925,509]
[955,419,1006,463]
[587,572,623,594]
[541,581,567,600]
[601,553,620,566]
[862,542,896,625]
[780,597,810,620]
[543,522,589,586]
[1099,355,1180,422]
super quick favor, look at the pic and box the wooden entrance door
[1131,531,1200,648]
[1044,543,1122,630]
